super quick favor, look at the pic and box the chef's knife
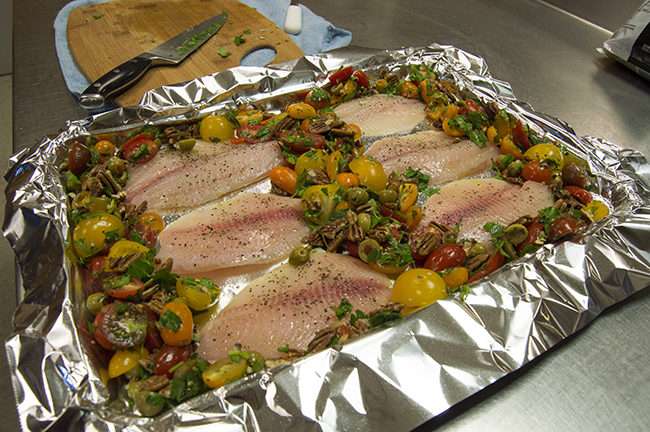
[78,11,228,110]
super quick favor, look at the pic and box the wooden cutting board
[67,0,303,107]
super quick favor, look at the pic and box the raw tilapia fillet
[199,251,394,360]
[365,130,499,184]
[333,94,427,137]
[157,193,309,274]
[416,178,554,247]
[125,140,283,212]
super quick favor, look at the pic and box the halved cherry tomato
[104,240,150,271]
[89,255,107,280]
[104,276,144,299]
[97,302,148,349]
[400,81,419,99]
[442,117,465,137]
[136,212,165,233]
[93,310,115,351]
[276,131,326,153]
[202,356,247,389]
[549,216,584,241]
[326,150,343,179]
[468,251,505,283]
[159,302,193,346]
[424,242,467,272]
[235,124,264,144]
[108,346,148,378]
[499,136,525,160]
[517,221,545,254]
[121,132,158,164]
[369,260,409,278]
[130,224,158,249]
[328,66,354,85]
[143,308,163,352]
[563,185,593,204]
[287,102,318,120]
[398,183,418,212]
[154,344,192,378]
[521,160,553,184]
[351,70,370,88]
[512,119,532,150]
[583,201,609,221]
[304,88,331,111]
[404,205,423,229]
[457,99,484,116]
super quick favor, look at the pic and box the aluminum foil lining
[4,44,650,432]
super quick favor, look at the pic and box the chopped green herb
[159,309,183,332]
[217,47,231,58]
[332,298,353,319]
[243,28,251,34]
[277,344,290,353]
[368,311,403,328]
[146,393,166,405]
[234,34,246,45]
[92,14,105,19]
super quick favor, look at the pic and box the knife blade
[78,11,228,110]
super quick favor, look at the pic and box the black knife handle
[78,55,154,110]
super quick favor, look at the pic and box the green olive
[357,213,372,234]
[86,292,107,315]
[495,154,512,170]
[468,242,487,257]
[289,246,311,266]
[173,359,198,380]
[344,187,369,207]
[177,139,196,152]
[507,160,526,177]
[504,223,528,245]
[358,238,381,263]
[134,390,165,417]
[107,157,126,177]
[378,189,398,204]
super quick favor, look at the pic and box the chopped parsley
[217,47,231,58]
[483,221,510,259]
[234,34,246,46]
[332,298,353,319]
[159,308,183,332]
[402,167,439,197]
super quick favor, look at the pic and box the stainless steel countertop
[9,0,650,431]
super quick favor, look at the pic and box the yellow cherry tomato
[404,205,423,229]
[176,277,220,311]
[287,102,317,120]
[442,117,465,137]
[236,109,264,125]
[104,240,150,271]
[136,212,165,233]
[441,104,459,121]
[73,213,125,258]
[418,78,437,104]
[441,266,469,289]
[399,183,418,212]
[301,183,341,224]
[486,125,500,145]
[348,156,387,192]
[493,111,511,137]
[400,81,419,99]
[108,347,149,378]
[426,105,444,121]
[342,79,357,98]
[326,150,343,179]
[159,302,194,346]
[583,200,609,221]
[500,136,525,160]
[94,140,115,156]
[335,201,354,211]
[524,143,564,171]
[294,149,327,175]
[202,356,247,389]
[343,124,362,141]
[200,115,234,143]
[369,261,408,278]
[391,268,447,314]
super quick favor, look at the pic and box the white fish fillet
[416,178,554,247]
[365,130,499,184]
[334,94,427,137]
[157,193,309,274]
[125,140,284,212]
[199,251,394,360]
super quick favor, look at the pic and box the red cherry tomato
[235,124,265,144]
[328,66,354,85]
[143,308,163,352]
[512,119,532,150]
[154,344,192,378]
[121,132,158,164]
[304,89,331,111]
[276,131,326,153]
[98,302,148,349]
[458,99,484,116]
[521,160,553,184]
[549,216,584,241]
[93,310,115,351]
[468,251,505,283]
[345,240,359,258]
[104,276,144,299]
[563,185,593,204]
[423,242,467,272]
[517,221,545,254]
[378,204,406,224]
[351,70,370,88]
[130,224,158,248]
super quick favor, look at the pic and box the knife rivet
[93,83,101,88]
[113,69,120,73]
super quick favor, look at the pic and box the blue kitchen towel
[54,0,352,96]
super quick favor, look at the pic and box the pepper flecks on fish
[157,192,309,274]
[365,130,500,185]
[333,94,427,138]
[125,140,284,212]
[198,251,393,360]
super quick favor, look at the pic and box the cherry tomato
[351,70,370,88]
[369,260,409,278]
[517,221,545,254]
[400,81,419,99]
[304,88,331,111]
[326,150,342,179]
[398,183,418,212]
[418,78,437,104]
[583,201,609,221]
[108,347,148,378]
[294,149,327,175]
[235,124,265,144]
[328,66,354,85]
[73,213,125,258]
[521,160,553,184]
[94,140,115,156]
[442,117,465,137]
[199,115,234,143]
[93,310,115,351]
[154,344,192,378]
[269,165,298,195]
[159,302,194,346]
[136,212,165,233]
[202,356,247,389]
[143,308,163,352]
[235,110,263,126]
[404,205,423,229]
[424,242,467,272]
[441,266,469,289]
[104,240,150,271]
[391,268,447,314]
[122,137,158,164]
[276,131,326,154]
[549,216,584,241]
[89,255,107,280]
[104,276,145,299]
[512,119,532,150]
[68,141,91,176]
[287,102,318,120]
[524,143,564,171]
[348,156,387,192]
[98,302,148,349]
[130,224,158,249]
[176,277,220,311]
[301,184,341,224]
[499,136,525,160]
[562,161,586,187]
[441,104,459,121]
[563,185,593,204]
[467,251,505,283]
[345,240,359,258]
[334,173,360,187]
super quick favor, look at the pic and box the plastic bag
[603,0,650,80]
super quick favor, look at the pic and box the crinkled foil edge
[3,44,650,431]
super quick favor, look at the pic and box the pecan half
[139,375,170,392]
[411,230,441,256]
[466,252,490,272]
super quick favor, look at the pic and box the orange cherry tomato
[136,212,165,233]
[334,172,360,187]
[442,266,469,289]
[159,302,194,347]
[442,117,465,137]
[404,205,423,229]
[521,160,553,184]
[94,140,115,156]
[400,81,419,99]
[269,166,298,195]
[398,183,418,212]
[499,136,525,160]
